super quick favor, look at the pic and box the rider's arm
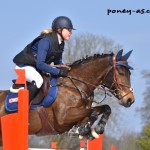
[54,54,63,65]
[36,37,60,75]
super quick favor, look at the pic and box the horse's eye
[119,72,125,76]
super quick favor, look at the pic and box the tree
[135,69,150,150]
[63,33,122,63]
[138,70,150,125]
[137,124,150,150]
[103,131,141,150]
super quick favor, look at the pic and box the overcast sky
[0,0,150,134]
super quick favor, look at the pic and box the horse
[0,49,135,145]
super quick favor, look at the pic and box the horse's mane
[70,53,113,67]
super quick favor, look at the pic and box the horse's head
[102,49,135,107]
[68,49,134,107]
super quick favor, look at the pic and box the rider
[13,16,75,101]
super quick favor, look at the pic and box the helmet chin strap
[56,29,64,41]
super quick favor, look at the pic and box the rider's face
[62,28,72,41]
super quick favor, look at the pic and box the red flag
[15,69,26,85]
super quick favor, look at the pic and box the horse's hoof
[79,135,84,139]
[87,133,95,140]
[78,124,91,136]
[95,126,104,134]
[91,128,99,138]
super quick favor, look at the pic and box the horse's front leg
[78,104,111,140]
[78,111,98,137]
[91,104,111,138]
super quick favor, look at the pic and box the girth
[36,106,58,136]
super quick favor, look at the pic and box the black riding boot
[28,81,39,102]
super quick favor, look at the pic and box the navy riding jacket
[31,37,63,76]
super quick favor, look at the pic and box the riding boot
[28,81,40,102]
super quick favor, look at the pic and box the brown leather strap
[36,106,58,136]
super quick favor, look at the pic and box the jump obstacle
[0,69,115,150]
[1,69,29,150]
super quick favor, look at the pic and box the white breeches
[15,65,43,88]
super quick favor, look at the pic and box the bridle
[61,54,133,101]
[101,54,133,100]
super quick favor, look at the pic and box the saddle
[31,75,50,104]
[10,75,50,105]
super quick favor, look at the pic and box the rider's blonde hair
[40,29,53,35]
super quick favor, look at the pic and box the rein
[67,76,114,103]
[57,54,133,101]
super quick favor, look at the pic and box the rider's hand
[49,64,71,70]
[59,67,69,77]
[61,64,71,70]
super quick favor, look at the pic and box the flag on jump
[15,69,26,86]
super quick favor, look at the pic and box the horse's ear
[116,49,123,61]
[121,50,133,61]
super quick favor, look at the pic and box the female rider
[13,16,75,101]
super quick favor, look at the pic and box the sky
[0,0,150,135]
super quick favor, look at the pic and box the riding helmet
[52,16,76,30]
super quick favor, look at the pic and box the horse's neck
[70,56,110,91]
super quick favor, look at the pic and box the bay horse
[0,49,134,145]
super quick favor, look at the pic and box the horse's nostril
[127,98,133,106]
[117,94,122,100]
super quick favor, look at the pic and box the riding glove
[59,67,69,77]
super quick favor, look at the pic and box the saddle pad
[31,77,58,109]
[4,77,58,113]
[4,92,19,113]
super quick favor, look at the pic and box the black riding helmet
[52,16,76,30]
[52,16,75,40]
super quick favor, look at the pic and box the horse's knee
[93,105,111,135]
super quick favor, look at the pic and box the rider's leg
[15,65,43,101]
[28,81,40,101]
